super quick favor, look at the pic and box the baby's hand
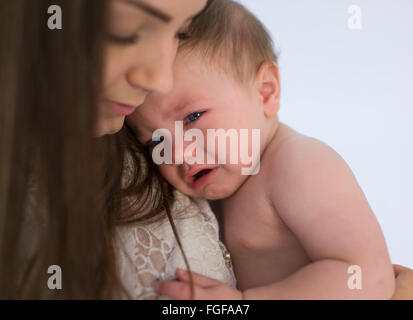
[156,268,244,300]
[392,264,413,300]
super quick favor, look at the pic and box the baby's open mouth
[189,167,219,190]
[193,169,213,181]
[184,166,219,190]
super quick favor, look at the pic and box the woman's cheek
[103,48,121,89]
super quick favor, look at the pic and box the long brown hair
[0,0,217,299]
[0,0,123,298]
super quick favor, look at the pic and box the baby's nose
[183,141,198,161]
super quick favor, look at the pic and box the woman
[0,0,233,299]
[0,0,411,299]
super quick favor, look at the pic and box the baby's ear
[255,61,281,118]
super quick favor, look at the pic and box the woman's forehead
[116,0,207,23]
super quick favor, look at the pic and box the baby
[126,0,395,299]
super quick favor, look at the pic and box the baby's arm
[156,137,396,300]
[391,264,413,299]
[242,137,395,299]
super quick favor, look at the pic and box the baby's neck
[211,119,283,203]
[261,117,282,159]
[214,121,297,204]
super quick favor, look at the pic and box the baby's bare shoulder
[265,132,352,197]
[268,132,341,171]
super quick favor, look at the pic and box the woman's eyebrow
[121,0,172,23]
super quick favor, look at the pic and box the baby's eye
[186,111,204,124]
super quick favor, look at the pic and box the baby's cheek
[158,165,185,190]
[158,165,174,181]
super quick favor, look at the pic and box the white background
[238,0,413,268]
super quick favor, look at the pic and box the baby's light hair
[180,0,278,84]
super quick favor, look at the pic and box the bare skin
[220,123,312,290]
[220,122,394,299]
[139,51,396,299]
[156,263,413,300]
[157,122,396,299]
[392,264,413,300]
[95,0,207,136]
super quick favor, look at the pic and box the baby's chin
[172,176,243,200]
[192,182,239,200]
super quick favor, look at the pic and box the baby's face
[127,52,269,199]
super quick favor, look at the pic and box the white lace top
[115,190,236,299]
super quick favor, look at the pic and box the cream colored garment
[115,190,236,299]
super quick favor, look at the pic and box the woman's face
[95,0,208,136]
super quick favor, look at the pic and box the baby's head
[127,0,280,200]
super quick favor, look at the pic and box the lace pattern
[115,190,236,299]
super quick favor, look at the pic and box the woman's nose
[127,39,176,95]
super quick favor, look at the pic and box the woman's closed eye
[107,33,140,45]
[108,29,188,46]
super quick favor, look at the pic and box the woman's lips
[191,167,219,190]
[108,100,138,116]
